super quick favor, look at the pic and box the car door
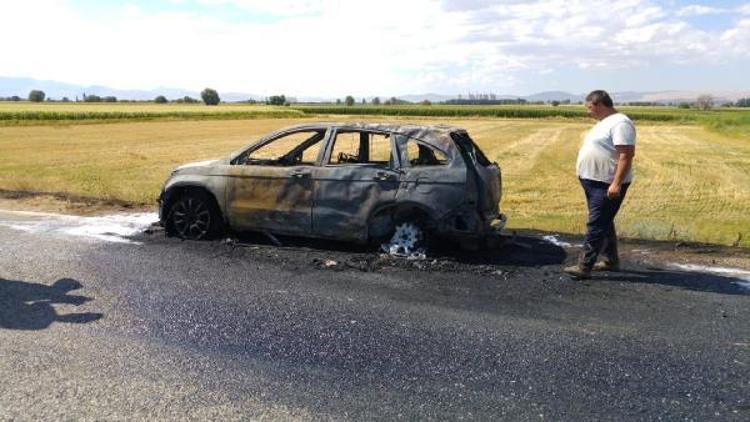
[225,128,328,235]
[394,135,471,230]
[311,129,401,241]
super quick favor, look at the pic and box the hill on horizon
[2,76,748,104]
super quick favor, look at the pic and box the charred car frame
[159,123,506,248]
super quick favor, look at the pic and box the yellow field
[0,116,748,246]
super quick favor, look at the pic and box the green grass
[703,113,750,138]
[293,104,750,138]
[3,103,750,139]
[0,102,303,124]
[293,103,743,120]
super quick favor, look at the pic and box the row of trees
[154,95,201,104]
[333,96,408,106]
[446,97,527,105]
[9,88,222,105]
[10,89,750,109]
[147,89,221,105]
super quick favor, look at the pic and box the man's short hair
[585,90,614,107]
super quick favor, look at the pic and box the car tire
[167,191,223,240]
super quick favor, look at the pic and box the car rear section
[389,126,505,246]
[448,130,505,239]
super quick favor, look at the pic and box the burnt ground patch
[138,224,750,296]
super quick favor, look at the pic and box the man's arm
[608,145,635,199]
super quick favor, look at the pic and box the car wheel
[168,191,222,240]
[382,220,429,256]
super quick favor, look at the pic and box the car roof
[278,122,467,148]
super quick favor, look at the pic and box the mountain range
[1,76,748,104]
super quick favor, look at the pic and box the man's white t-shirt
[576,112,636,184]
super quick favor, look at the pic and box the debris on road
[542,235,575,248]
[262,231,283,247]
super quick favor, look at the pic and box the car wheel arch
[162,185,226,229]
[365,201,437,243]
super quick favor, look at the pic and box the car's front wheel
[167,191,223,240]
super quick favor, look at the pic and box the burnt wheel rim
[172,197,211,239]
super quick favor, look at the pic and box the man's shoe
[593,261,620,272]
[563,265,592,279]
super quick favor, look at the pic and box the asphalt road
[1,212,749,421]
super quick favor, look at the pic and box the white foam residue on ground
[671,263,750,290]
[0,210,156,244]
[5,224,37,233]
[542,235,574,248]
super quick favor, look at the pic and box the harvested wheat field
[1,117,748,246]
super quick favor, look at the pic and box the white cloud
[196,0,329,17]
[721,19,750,54]
[625,5,667,27]
[676,5,726,17]
[454,0,735,71]
[0,0,747,95]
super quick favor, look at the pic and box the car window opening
[329,131,392,167]
[450,132,492,167]
[243,130,325,166]
[406,140,449,166]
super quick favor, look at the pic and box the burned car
[159,123,506,250]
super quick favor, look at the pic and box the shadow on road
[231,231,567,268]
[433,235,567,267]
[605,268,750,296]
[0,278,103,330]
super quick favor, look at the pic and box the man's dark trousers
[579,178,630,270]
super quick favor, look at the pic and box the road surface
[1,209,749,420]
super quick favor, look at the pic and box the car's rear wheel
[380,217,432,257]
[167,191,222,240]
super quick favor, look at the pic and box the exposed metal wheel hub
[383,222,423,256]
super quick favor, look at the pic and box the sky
[1,0,749,97]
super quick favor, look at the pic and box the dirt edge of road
[1,188,749,272]
[0,188,154,216]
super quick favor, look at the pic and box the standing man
[564,90,636,279]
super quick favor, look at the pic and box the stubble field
[0,110,748,247]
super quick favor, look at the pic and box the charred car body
[159,123,506,248]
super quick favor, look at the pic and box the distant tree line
[0,88,223,105]
[82,93,117,102]
[7,88,748,108]
[154,95,200,103]
[446,98,527,105]
[384,97,408,105]
[176,96,200,103]
[314,96,411,106]
[266,95,288,106]
[625,102,661,106]
[462,93,499,101]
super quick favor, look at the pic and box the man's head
[585,90,616,120]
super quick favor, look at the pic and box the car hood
[175,159,219,170]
